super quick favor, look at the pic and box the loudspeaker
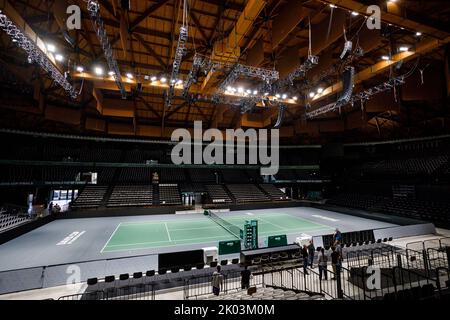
[340,41,353,60]
[337,66,355,104]
[273,105,286,129]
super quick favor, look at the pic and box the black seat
[220,260,228,266]
[158,269,167,275]
[105,275,115,283]
[184,266,192,271]
[388,237,393,241]
[133,272,142,279]
[377,239,382,243]
[383,238,388,242]
[87,278,98,286]
[196,263,204,270]
[119,273,129,281]
[146,270,155,277]
[232,258,239,264]
[171,267,180,273]
[210,261,218,268]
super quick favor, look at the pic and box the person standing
[301,244,309,275]
[330,246,341,280]
[212,266,224,296]
[241,265,252,290]
[307,240,315,268]
[333,228,342,243]
[317,248,328,280]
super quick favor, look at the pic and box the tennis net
[208,211,242,240]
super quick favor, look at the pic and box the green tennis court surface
[101,213,334,253]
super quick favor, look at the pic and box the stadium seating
[71,185,108,209]
[259,184,289,201]
[226,184,270,203]
[205,185,233,203]
[107,185,153,207]
[159,184,182,205]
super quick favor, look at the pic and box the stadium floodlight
[55,54,64,62]
[151,76,157,82]
[95,66,104,76]
[47,43,56,52]
[0,13,78,99]
[76,66,84,73]
[87,0,126,99]
[126,73,133,79]
[317,88,324,94]
[309,92,316,98]
[160,77,167,83]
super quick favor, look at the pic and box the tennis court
[101,212,334,253]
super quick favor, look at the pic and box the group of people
[302,228,344,280]
[210,228,344,296]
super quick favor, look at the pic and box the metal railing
[183,269,264,300]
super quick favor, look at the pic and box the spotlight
[398,46,409,52]
[264,92,270,96]
[55,54,64,62]
[108,71,115,76]
[150,76,157,82]
[246,89,252,94]
[170,79,176,84]
[351,11,359,16]
[126,73,133,79]
[253,90,258,95]
[94,66,104,76]
[381,55,390,61]
[176,79,183,85]
[76,66,84,73]
[227,86,233,92]
[282,94,287,99]
[160,77,167,83]
[47,44,56,52]
[293,96,298,101]
[416,32,422,36]
[329,4,337,8]
[317,87,324,94]
[238,87,244,93]
[309,92,316,98]
[275,94,281,99]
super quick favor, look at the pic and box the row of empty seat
[327,193,450,227]
[107,185,153,207]
[226,184,270,203]
[71,186,108,208]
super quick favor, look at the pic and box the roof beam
[312,37,450,104]
[321,0,450,40]
[129,0,172,32]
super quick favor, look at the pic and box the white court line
[164,222,172,242]
[255,216,287,230]
[104,234,235,248]
[100,222,122,253]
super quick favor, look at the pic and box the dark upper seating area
[259,184,289,201]
[71,185,108,209]
[226,184,270,203]
[107,185,153,207]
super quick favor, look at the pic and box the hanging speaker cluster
[273,105,287,129]
[340,41,353,60]
[337,66,355,105]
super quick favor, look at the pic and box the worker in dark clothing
[241,265,252,289]
[302,245,309,275]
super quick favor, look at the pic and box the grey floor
[0,207,398,272]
